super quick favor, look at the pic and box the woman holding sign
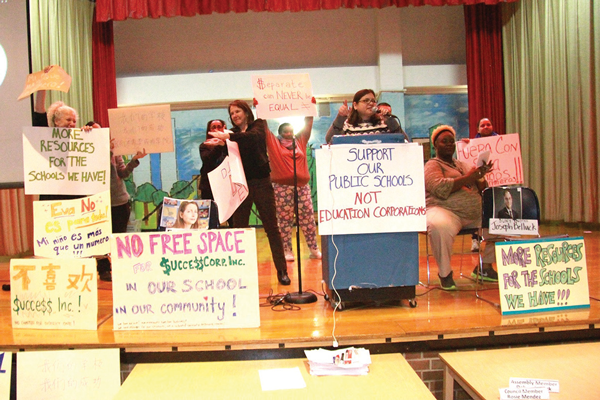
[325,89,401,143]
[209,100,291,286]
[424,125,496,290]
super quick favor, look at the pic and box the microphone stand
[284,135,317,304]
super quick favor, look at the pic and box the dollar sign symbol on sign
[257,78,265,90]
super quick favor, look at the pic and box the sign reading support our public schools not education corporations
[315,143,426,235]
[252,73,317,118]
[111,229,260,330]
[10,258,98,330]
[496,236,590,315]
[22,127,110,195]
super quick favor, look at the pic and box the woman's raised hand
[338,100,350,117]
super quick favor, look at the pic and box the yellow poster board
[495,236,590,315]
[17,65,71,100]
[10,258,98,330]
[111,229,260,330]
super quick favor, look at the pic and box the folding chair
[474,186,542,305]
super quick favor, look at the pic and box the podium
[318,134,422,310]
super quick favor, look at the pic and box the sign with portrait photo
[489,187,538,236]
[160,198,211,230]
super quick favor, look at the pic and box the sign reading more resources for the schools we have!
[111,229,260,330]
[496,236,590,315]
[315,143,426,235]
[252,73,317,118]
[10,258,98,330]
[22,127,110,195]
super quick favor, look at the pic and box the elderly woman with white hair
[425,125,496,290]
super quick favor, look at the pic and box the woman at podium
[325,89,401,143]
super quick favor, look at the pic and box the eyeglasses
[359,98,377,104]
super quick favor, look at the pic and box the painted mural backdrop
[126,94,468,230]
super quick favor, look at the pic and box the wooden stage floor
[1,223,599,362]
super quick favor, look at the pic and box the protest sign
[17,349,120,400]
[315,143,426,235]
[496,236,590,315]
[17,65,71,100]
[160,198,211,229]
[111,229,260,330]
[208,140,249,224]
[252,73,317,119]
[108,104,173,156]
[456,133,523,187]
[33,191,112,258]
[22,126,110,195]
[0,352,11,400]
[488,187,539,235]
[10,257,98,330]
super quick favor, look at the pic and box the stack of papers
[304,347,371,376]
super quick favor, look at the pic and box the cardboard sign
[315,143,426,235]
[456,134,523,187]
[251,73,317,118]
[108,104,173,156]
[110,229,260,330]
[208,140,249,224]
[17,349,120,400]
[22,127,110,195]
[10,258,98,330]
[496,236,590,315]
[33,192,112,258]
[0,352,11,400]
[17,65,71,100]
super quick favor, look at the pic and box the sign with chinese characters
[108,104,173,156]
[251,73,317,118]
[22,127,110,195]
[496,236,590,315]
[10,258,98,330]
[17,65,71,100]
[456,133,523,187]
[315,143,426,235]
[33,191,112,258]
[111,229,260,330]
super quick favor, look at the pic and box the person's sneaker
[309,248,322,259]
[99,271,112,282]
[470,238,480,252]
[438,271,457,291]
[285,251,295,262]
[471,264,498,282]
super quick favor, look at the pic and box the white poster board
[456,133,523,187]
[208,140,249,224]
[22,127,110,195]
[315,143,426,235]
[17,349,120,400]
[108,104,173,156]
[33,191,112,258]
[0,352,11,400]
[10,258,98,330]
[496,236,590,315]
[111,229,260,330]
[251,73,317,118]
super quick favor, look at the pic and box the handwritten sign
[110,229,260,330]
[22,127,110,195]
[33,192,112,258]
[315,143,426,235]
[10,258,98,330]
[17,349,120,400]
[17,65,71,100]
[0,352,11,400]
[108,104,173,156]
[252,73,317,119]
[208,140,249,224]
[496,236,590,315]
[456,134,523,187]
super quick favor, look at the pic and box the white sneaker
[285,251,295,262]
[309,248,322,259]
[471,238,480,252]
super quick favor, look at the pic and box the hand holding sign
[18,65,71,100]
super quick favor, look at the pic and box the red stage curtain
[96,0,518,22]
[92,9,118,128]
[464,3,506,137]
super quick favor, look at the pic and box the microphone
[372,106,380,114]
